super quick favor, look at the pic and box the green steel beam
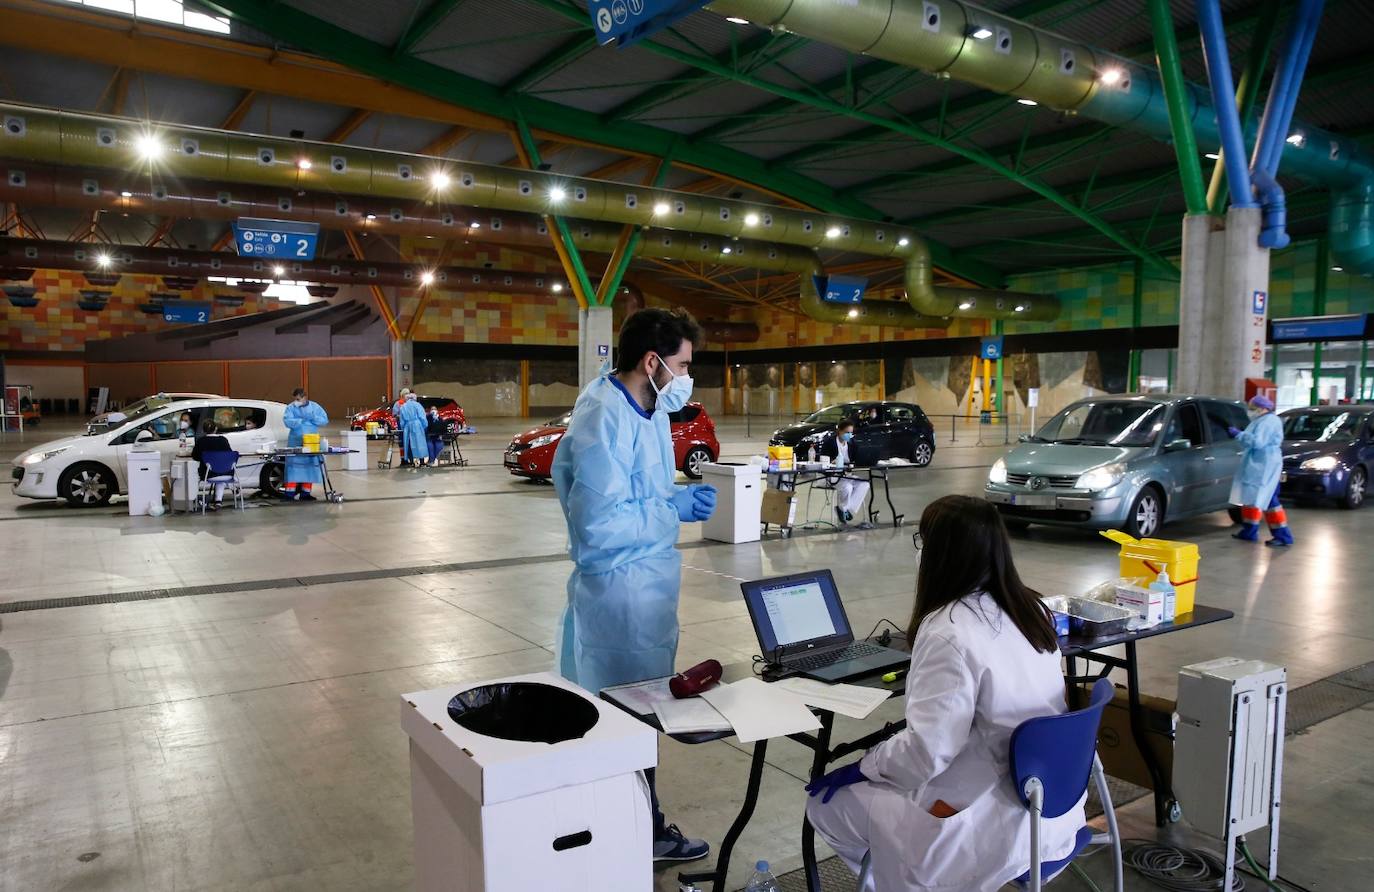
[201,0,1003,285]
[514,112,597,305]
[502,35,598,94]
[597,160,674,305]
[910,164,1180,226]
[393,0,469,56]
[1147,0,1207,215]
[601,30,794,122]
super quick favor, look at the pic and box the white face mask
[648,353,693,413]
[295,397,308,407]
[179,421,189,430]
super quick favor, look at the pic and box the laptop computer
[741,569,909,683]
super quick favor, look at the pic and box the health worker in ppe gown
[804,496,1084,891]
[1228,394,1292,546]
[282,387,328,501]
[398,392,430,468]
[553,307,717,865]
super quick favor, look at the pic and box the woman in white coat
[805,495,1083,892]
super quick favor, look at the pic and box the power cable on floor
[1124,840,1245,891]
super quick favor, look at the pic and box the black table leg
[879,470,903,527]
[679,739,770,892]
[802,713,835,892]
[1124,641,1171,826]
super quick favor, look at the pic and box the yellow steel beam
[144,217,176,247]
[582,156,646,181]
[508,127,591,310]
[327,108,372,142]
[0,0,506,133]
[344,229,402,340]
[220,90,257,130]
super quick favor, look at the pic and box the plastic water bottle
[744,861,781,892]
[1151,569,1176,622]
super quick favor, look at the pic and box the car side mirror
[1018,434,1029,443]
[1164,438,1192,452]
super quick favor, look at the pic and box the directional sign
[588,0,710,48]
[231,218,320,261]
[980,337,1004,361]
[163,301,211,324]
[812,274,868,304]
[1271,314,1367,342]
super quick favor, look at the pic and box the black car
[770,401,936,466]
[1279,405,1374,509]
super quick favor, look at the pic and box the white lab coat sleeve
[563,403,680,553]
[860,627,977,793]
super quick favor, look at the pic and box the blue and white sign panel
[812,274,868,304]
[231,218,320,261]
[1271,314,1367,342]
[589,0,710,47]
[981,337,1004,360]
[164,301,211,324]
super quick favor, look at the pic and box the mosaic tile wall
[2,270,270,353]
[739,305,991,349]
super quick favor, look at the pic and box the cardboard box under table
[401,671,657,892]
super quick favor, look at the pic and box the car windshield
[804,405,861,424]
[1036,401,1167,447]
[1283,411,1365,442]
[419,397,451,410]
[86,396,175,434]
[548,411,573,427]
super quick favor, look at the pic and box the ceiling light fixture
[120,190,133,198]
[725,16,749,24]
[847,308,859,318]
[721,246,733,254]
[468,221,481,229]
[1205,152,1220,160]
[1017,98,1038,106]
[431,172,451,189]
[744,212,759,226]
[1286,132,1305,147]
[653,202,670,215]
[549,187,566,201]
[365,213,377,221]
[825,226,842,238]
[95,253,112,268]
[969,26,993,39]
[420,271,435,286]
[272,265,286,277]
[135,134,163,159]
[296,158,313,170]
[958,300,973,310]
[551,282,564,293]
[1332,265,1344,272]
[1098,68,1124,86]
[897,237,910,247]
[1014,304,1026,312]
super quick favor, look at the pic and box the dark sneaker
[298,492,317,502]
[653,824,709,863]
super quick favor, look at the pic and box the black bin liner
[447,682,600,744]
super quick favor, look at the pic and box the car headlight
[988,457,1008,484]
[529,433,563,449]
[23,448,68,466]
[1301,455,1339,472]
[1076,462,1126,492]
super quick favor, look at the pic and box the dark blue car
[1279,406,1374,509]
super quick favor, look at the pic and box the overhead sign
[589,0,711,47]
[981,336,1004,360]
[812,274,868,304]
[1271,314,1367,342]
[231,218,320,260]
[163,301,211,324]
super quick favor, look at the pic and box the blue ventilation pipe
[1194,0,1256,209]
[1248,0,1325,249]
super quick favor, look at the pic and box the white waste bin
[701,462,763,544]
[401,671,656,892]
[170,457,199,512]
[126,448,162,516]
[340,429,368,471]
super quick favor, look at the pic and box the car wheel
[1124,486,1164,539]
[1227,506,1244,525]
[259,461,286,497]
[1341,466,1367,510]
[59,462,116,507]
[683,446,713,480]
[911,439,934,467]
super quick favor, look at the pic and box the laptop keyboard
[788,641,889,672]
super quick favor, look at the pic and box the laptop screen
[742,570,852,654]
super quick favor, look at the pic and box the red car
[351,396,466,436]
[506,402,720,480]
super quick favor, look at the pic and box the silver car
[985,395,1250,538]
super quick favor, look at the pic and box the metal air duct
[0,104,1058,324]
[705,0,1374,274]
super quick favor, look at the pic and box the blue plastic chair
[1010,677,1123,892]
[199,450,244,512]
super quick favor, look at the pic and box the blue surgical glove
[805,762,867,804]
[1227,426,1242,439]
[671,486,704,522]
[690,484,716,521]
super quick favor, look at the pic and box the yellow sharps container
[1100,530,1201,616]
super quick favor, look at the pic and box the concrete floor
[0,415,1370,891]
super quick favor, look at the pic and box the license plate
[1010,493,1055,508]
[1280,471,1288,483]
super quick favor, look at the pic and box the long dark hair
[906,495,1057,653]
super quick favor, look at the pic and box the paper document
[652,698,733,735]
[604,678,676,717]
[773,677,893,720]
[700,677,821,743]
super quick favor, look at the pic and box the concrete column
[1175,214,1213,394]
[578,306,614,389]
[1207,207,1270,398]
[391,338,414,393]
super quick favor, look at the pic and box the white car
[13,398,290,507]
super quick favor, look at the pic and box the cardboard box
[1070,684,1175,790]
[401,672,657,892]
[1115,582,1163,624]
[762,488,797,527]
